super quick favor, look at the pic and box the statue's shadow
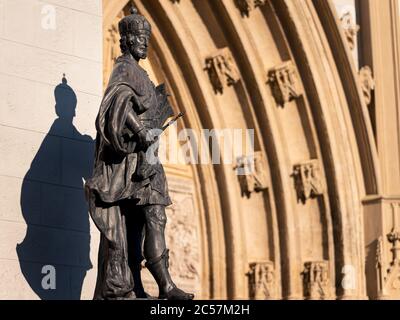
[16,76,94,299]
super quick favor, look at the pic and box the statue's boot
[145,249,194,300]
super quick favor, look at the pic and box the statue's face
[129,29,151,60]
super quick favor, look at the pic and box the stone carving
[376,236,384,273]
[235,152,268,198]
[302,261,330,300]
[247,261,276,299]
[376,235,388,299]
[386,231,400,290]
[235,0,267,17]
[340,12,360,51]
[268,61,302,106]
[165,190,200,282]
[292,160,323,204]
[205,47,240,94]
[376,203,400,299]
[359,66,375,106]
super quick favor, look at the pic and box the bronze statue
[85,6,194,300]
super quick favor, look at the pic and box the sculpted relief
[165,179,200,284]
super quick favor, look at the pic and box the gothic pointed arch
[102,0,380,299]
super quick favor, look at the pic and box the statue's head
[119,6,151,61]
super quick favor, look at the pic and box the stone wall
[0,0,102,299]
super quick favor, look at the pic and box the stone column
[358,0,400,300]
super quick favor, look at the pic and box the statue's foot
[146,249,194,300]
[160,286,194,300]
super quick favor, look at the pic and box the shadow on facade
[16,75,94,300]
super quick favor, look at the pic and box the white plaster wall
[0,0,102,300]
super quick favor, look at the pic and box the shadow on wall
[16,75,94,300]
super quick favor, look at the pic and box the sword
[161,112,185,132]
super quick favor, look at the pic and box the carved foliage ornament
[247,261,276,299]
[205,47,240,94]
[292,159,323,204]
[302,261,331,300]
[235,151,268,198]
[235,0,267,17]
[268,61,302,107]
[340,12,360,51]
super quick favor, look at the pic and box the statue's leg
[142,204,194,300]
[123,201,149,298]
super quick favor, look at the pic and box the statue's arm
[125,104,145,135]
[124,101,155,151]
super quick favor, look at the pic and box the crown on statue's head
[118,5,151,36]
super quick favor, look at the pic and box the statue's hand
[136,128,158,151]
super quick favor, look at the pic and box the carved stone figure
[247,262,276,299]
[292,160,323,204]
[340,11,360,51]
[303,261,330,300]
[235,152,268,198]
[205,47,240,94]
[268,61,302,107]
[235,0,267,17]
[359,66,375,106]
[85,6,194,300]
